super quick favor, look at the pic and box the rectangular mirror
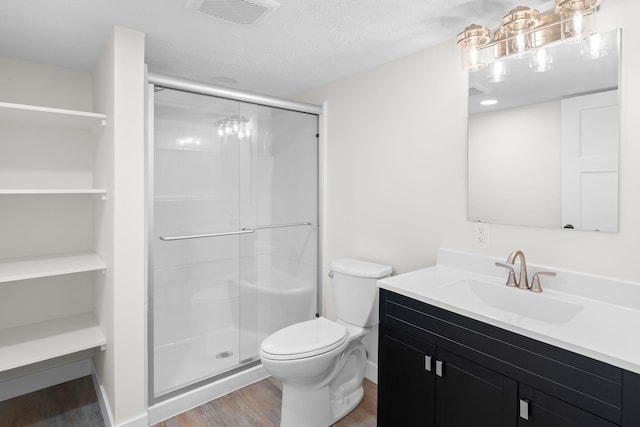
[467,28,621,232]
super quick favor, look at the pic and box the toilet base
[280,382,364,427]
[278,342,367,427]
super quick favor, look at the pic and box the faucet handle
[495,262,518,287]
[530,271,556,293]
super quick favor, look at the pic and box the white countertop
[378,249,640,375]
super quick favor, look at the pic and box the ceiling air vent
[185,0,280,26]
[468,83,490,97]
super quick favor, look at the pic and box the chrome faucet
[507,250,529,290]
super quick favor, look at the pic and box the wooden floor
[0,376,104,427]
[0,376,376,427]
[154,377,377,427]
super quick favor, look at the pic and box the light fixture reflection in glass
[216,115,252,140]
[530,48,553,72]
[488,61,507,83]
[480,99,499,106]
[582,32,605,58]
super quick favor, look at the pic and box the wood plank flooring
[0,376,377,426]
[153,377,377,427]
[0,376,104,427]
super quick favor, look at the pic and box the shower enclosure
[147,76,321,401]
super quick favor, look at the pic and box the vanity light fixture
[216,115,252,140]
[457,0,602,71]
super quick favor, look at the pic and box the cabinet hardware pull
[435,360,444,377]
[519,398,530,420]
[425,355,432,372]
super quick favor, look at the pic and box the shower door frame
[145,73,325,407]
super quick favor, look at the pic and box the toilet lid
[260,317,347,360]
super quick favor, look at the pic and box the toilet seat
[260,317,347,361]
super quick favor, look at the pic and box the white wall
[93,26,147,427]
[297,0,640,318]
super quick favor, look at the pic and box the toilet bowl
[259,258,392,427]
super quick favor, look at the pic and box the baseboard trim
[147,364,269,425]
[365,360,378,385]
[91,367,148,427]
[91,369,114,427]
[0,357,93,402]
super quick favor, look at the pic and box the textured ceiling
[0,0,554,97]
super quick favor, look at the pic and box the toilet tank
[330,259,392,327]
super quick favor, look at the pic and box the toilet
[259,258,392,427]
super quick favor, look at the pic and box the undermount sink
[431,279,584,324]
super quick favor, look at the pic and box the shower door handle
[241,222,312,231]
[159,229,255,241]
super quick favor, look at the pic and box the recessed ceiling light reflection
[177,137,202,146]
[480,99,499,106]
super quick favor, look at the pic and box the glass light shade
[457,1,602,71]
[493,29,511,59]
[457,24,491,70]
[461,45,489,71]
[500,6,540,35]
[532,12,562,48]
[559,10,597,41]
[555,0,601,14]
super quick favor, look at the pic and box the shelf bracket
[100,345,106,351]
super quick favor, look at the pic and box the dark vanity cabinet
[378,321,516,427]
[377,289,640,427]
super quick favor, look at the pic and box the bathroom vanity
[376,249,640,426]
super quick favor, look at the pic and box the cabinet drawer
[519,384,619,427]
[381,289,623,424]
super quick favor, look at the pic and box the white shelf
[0,189,107,195]
[0,101,106,130]
[0,313,106,373]
[0,252,106,283]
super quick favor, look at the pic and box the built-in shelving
[0,252,105,283]
[0,189,107,195]
[0,101,106,130]
[0,313,106,373]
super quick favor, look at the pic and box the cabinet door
[518,385,619,427]
[435,348,518,427]
[378,325,436,427]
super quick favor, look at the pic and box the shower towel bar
[242,222,312,231]
[159,229,255,241]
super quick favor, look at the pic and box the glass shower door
[150,87,318,400]
[237,105,319,361]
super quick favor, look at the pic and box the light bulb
[574,13,583,41]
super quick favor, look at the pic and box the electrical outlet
[473,222,491,249]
